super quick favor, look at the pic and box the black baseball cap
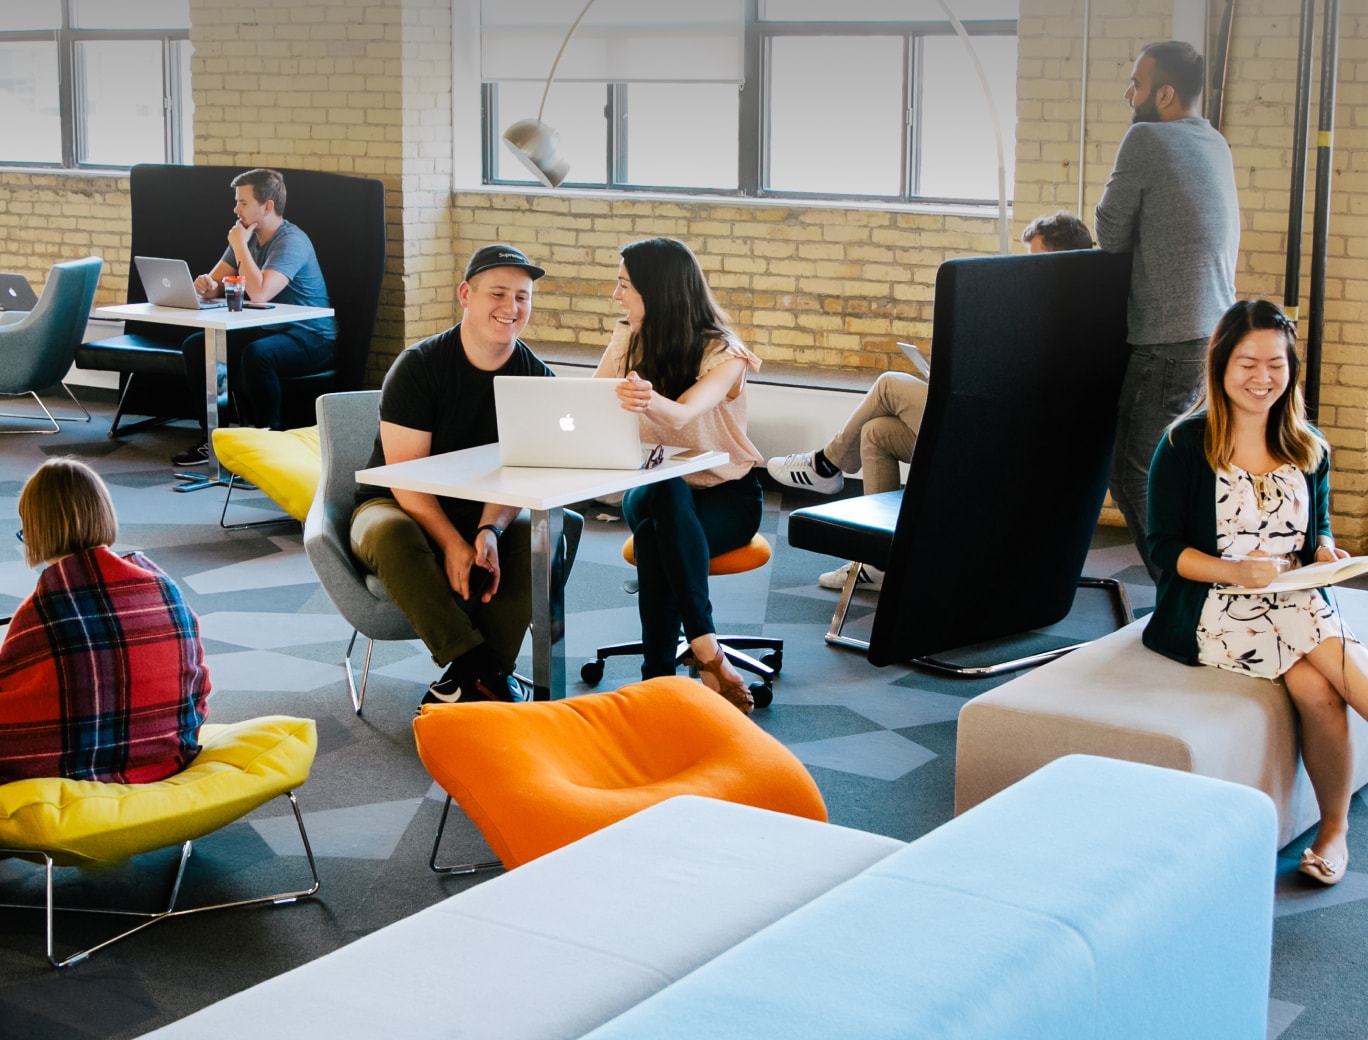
[463,244,545,282]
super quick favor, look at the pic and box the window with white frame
[0,0,193,169]
[479,0,1017,205]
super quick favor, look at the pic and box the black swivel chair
[790,249,1135,674]
[75,164,386,435]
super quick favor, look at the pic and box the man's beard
[1131,95,1161,124]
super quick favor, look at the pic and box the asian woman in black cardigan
[1145,299,1367,886]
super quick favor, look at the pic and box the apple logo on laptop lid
[559,413,575,432]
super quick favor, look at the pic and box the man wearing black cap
[351,244,574,706]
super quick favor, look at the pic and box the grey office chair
[305,389,587,713]
[304,391,417,715]
[0,256,102,433]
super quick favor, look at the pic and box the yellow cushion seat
[211,425,322,522]
[0,715,317,868]
[413,677,825,869]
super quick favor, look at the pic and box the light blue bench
[141,755,1275,1040]
[583,756,1275,1040]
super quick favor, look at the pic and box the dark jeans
[182,325,334,431]
[1109,338,1206,581]
[621,470,764,679]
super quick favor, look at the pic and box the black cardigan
[1143,415,1332,665]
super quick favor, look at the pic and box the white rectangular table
[356,444,727,699]
[92,302,335,492]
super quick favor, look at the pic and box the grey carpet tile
[0,395,1364,1040]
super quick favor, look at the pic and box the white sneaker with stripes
[765,451,844,495]
[818,562,885,591]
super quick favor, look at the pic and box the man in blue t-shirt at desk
[173,167,336,465]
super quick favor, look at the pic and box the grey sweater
[1094,117,1240,345]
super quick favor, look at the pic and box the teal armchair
[0,256,103,433]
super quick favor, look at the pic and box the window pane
[173,40,194,163]
[762,0,1018,18]
[494,81,607,186]
[71,0,190,29]
[0,42,61,164]
[767,36,903,197]
[622,84,738,190]
[917,35,1016,201]
[3,0,60,30]
[77,41,167,167]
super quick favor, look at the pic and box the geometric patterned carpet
[0,392,1365,1039]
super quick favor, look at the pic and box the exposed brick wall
[3,0,1365,544]
[0,172,130,307]
[1016,0,1368,546]
[187,0,454,387]
[448,193,995,372]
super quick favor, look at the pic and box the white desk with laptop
[93,257,334,493]
[357,376,726,700]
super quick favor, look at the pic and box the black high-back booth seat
[789,248,1134,671]
[75,164,386,434]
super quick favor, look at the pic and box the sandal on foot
[1299,847,1345,886]
[694,652,754,715]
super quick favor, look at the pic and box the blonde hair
[17,458,118,568]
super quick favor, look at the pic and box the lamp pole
[933,0,1010,254]
[501,0,597,188]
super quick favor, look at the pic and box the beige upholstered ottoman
[955,587,1368,849]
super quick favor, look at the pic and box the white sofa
[140,755,1276,1040]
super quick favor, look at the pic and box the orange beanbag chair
[412,676,826,868]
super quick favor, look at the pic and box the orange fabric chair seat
[622,532,771,576]
[412,676,825,869]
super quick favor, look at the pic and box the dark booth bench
[76,164,386,435]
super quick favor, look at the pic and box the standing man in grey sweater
[1095,40,1240,580]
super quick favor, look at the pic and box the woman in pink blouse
[595,238,764,713]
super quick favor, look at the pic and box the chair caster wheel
[761,651,782,673]
[749,681,773,709]
[580,660,605,685]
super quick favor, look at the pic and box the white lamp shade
[502,119,572,189]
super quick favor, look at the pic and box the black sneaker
[172,442,210,467]
[419,674,489,709]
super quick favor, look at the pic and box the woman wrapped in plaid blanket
[0,459,210,782]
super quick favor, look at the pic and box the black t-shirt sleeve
[379,344,438,432]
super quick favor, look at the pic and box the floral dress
[1195,464,1350,679]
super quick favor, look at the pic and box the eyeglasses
[641,443,665,470]
[14,530,21,544]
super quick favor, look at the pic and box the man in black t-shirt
[351,245,571,706]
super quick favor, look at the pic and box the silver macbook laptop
[0,272,38,311]
[898,341,931,379]
[494,376,643,469]
[135,256,226,310]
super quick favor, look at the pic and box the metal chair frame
[0,789,319,969]
[824,563,1133,676]
[218,473,300,532]
[0,383,93,435]
[427,795,503,877]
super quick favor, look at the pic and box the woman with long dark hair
[1146,298,1367,885]
[594,238,764,713]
